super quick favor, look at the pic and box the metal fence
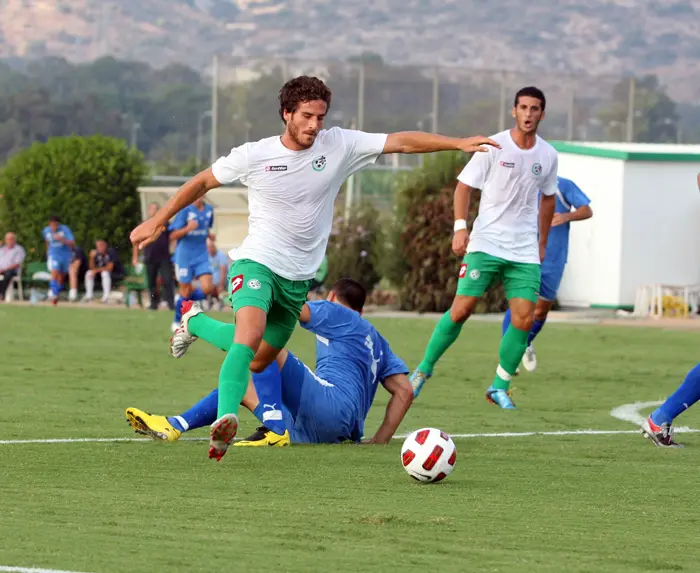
[209,56,667,149]
[201,55,683,210]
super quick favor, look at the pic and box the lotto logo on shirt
[499,161,515,168]
[458,264,467,278]
[230,274,244,294]
[265,165,288,172]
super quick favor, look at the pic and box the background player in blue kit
[126,279,414,447]
[41,215,75,304]
[502,176,592,372]
[169,198,216,332]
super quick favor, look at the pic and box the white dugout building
[552,142,700,311]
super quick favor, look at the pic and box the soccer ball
[401,428,456,483]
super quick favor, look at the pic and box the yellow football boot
[125,407,182,442]
[233,426,290,447]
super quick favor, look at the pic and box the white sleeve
[540,153,559,196]
[457,149,494,189]
[211,143,249,185]
[339,128,388,177]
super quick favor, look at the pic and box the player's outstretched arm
[382,132,500,155]
[130,168,221,250]
[366,374,414,444]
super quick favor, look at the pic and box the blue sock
[251,362,288,436]
[651,364,700,426]
[190,288,206,301]
[49,279,60,296]
[502,309,512,336]
[174,296,188,323]
[528,319,546,345]
[168,388,219,432]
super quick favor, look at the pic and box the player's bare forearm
[568,204,593,222]
[384,132,461,154]
[370,374,413,444]
[153,168,220,227]
[538,194,556,247]
[454,182,472,222]
[383,133,498,155]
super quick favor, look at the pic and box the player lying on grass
[126,278,414,448]
[130,75,498,461]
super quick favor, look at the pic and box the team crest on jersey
[469,269,481,280]
[532,163,542,176]
[230,274,244,294]
[247,279,262,290]
[459,264,467,278]
[312,155,327,172]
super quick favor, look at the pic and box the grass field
[2,304,700,573]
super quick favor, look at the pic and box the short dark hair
[279,76,332,123]
[331,278,366,313]
[49,215,60,223]
[514,86,546,111]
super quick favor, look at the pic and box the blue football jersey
[170,203,214,260]
[543,176,591,269]
[41,224,74,261]
[300,301,408,433]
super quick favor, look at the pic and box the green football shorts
[227,258,311,349]
[456,251,541,303]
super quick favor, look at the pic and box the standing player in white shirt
[410,86,558,409]
[130,76,499,460]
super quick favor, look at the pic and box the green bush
[0,135,146,263]
[384,151,506,313]
[326,201,384,294]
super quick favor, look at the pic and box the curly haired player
[130,75,499,461]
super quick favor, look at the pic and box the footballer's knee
[449,296,477,323]
[510,300,535,331]
[233,306,266,352]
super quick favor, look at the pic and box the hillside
[0,0,698,100]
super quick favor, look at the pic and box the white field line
[1,402,696,445]
[0,567,95,573]
[2,429,699,446]
[610,400,698,432]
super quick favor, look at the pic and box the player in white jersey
[130,76,499,460]
[410,87,558,409]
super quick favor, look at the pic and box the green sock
[492,325,529,390]
[217,343,255,418]
[418,312,464,375]
[189,314,235,352]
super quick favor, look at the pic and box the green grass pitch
[1,305,700,572]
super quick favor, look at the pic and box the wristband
[454,219,467,232]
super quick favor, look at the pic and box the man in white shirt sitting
[0,232,26,301]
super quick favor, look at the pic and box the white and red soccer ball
[401,428,456,483]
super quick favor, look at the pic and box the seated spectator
[0,232,26,301]
[68,245,88,302]
[207,237,230,310]
[84,239,123,303]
